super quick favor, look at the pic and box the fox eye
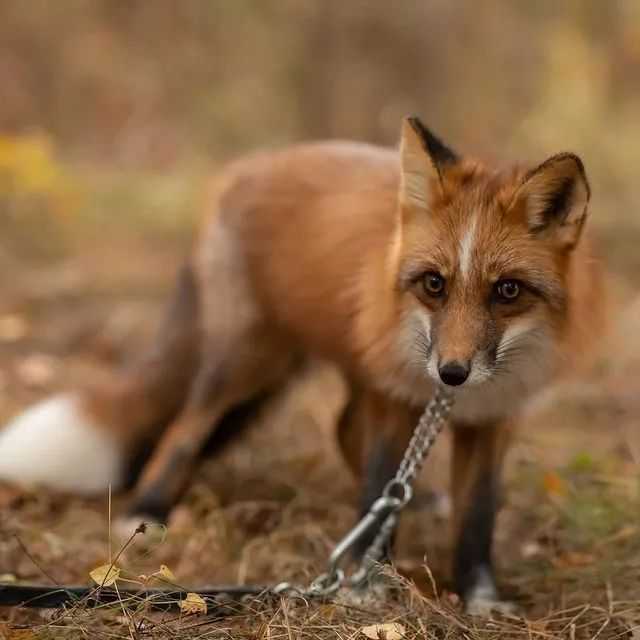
[495,279,521,302]
[423,272,446,297]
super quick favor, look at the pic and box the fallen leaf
[0,314,28,342]
[157,564,177,583]
[543,471,566,498]
[551,551,595,569]
[360,622,406,640]
[90,563,121,587]
[179,592,207,615]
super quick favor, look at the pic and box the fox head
[394,116,591,393]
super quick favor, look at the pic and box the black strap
[0,583,272,611]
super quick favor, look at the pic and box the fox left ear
[510,153,590,249]
[399,116,459,210]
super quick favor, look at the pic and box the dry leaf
[551,550,595,569]
[89,563,121,587]
[179,592,207,615]
[157,564,177,583]
[0,314,28,342]
[360,622,406,640]
[543,471,566,498]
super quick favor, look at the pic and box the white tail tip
[0,393,124,494]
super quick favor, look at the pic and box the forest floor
[2,169,640,639]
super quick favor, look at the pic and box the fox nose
[438,361,470,387]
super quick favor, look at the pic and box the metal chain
[273,385,454,598]
[389,386,455,495]
[348,386,454,589]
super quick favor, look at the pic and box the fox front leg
[450,420,518,615]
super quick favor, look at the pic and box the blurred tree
[0,0,637,215]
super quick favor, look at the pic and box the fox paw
[462,567,519,617]
[112,514,165,543]
[335,576,391,607]
[465,595,519,617]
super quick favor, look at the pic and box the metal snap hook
[382,479,413,506]
[307,569,345,597]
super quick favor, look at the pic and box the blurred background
[3,1,640,387]
[2,1,640,623]
[2,2,640,259]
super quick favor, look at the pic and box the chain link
[389,386,455,490]
[351,386,454,589]
[274,386,454,598]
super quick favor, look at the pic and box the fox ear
[511,153,590,249]
[399,116,459,209]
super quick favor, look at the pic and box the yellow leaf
[360,623,406,640]
[90,564,121,587]
[158,564,177,583]
[179,592,207,615]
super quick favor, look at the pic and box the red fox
[0,117,605,613]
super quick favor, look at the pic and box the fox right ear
[509,152,590,249]
[399,116,459,209]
